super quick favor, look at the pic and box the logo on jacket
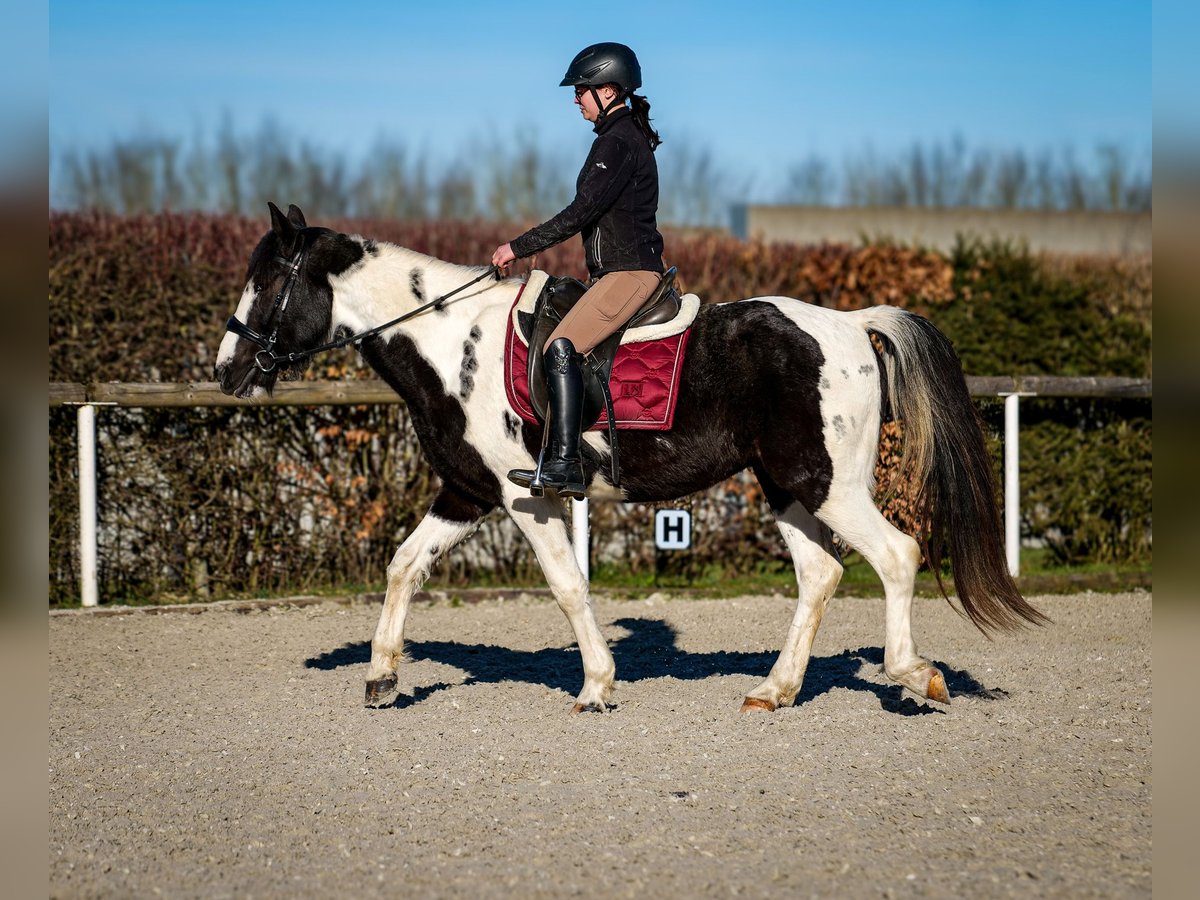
[595,162,607,169]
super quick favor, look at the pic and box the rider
[493,41,665,499]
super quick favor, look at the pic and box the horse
[215,203,1045,714]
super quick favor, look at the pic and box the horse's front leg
[503,484,615,713]
[364,487,493,706]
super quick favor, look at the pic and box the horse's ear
[268,201,299,253]
[286,204,307,228]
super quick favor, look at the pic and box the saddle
[514,267,693,488]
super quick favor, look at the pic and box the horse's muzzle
[215,362,255,397]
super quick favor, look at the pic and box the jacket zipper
[593,230,602,268]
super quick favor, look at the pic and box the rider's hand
[491,242,516,274]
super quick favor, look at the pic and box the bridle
[226,244,500,373]
[225,247,310,373]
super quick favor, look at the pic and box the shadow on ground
[306,617,1005,714]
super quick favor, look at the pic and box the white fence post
[572,497,590,581]
[77,404,99,607]
[1002,393,1022,578]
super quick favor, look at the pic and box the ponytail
[628,92,662,151]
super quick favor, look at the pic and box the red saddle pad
[503,292,691,432]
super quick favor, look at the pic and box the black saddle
[517,267,680,489]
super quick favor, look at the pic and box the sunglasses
[573,85,594,98]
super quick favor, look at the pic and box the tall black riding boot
[506,338,587,499]
[539,338,587,497]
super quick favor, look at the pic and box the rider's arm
[509,134,635,259]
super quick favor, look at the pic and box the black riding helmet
[560,42,642,122]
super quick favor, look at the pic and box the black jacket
[510,107,664,279]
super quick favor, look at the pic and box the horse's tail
[852,306,1048,632]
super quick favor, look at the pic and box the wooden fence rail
[49,376,1152,409]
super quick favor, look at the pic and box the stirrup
[507,447,547,496]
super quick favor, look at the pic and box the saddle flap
[548,277,588,319]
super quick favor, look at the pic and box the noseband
[225,246,501,372]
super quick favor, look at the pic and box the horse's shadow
[305,616,1006,715]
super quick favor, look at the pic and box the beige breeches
[545,270,661,355]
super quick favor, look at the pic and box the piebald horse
[216,203,1044,713]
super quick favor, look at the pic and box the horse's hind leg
[742,503,843,713]
[818,490,951,704]
[364,487,493,707]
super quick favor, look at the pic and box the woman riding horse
[492,42,665,499]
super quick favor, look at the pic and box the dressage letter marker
[655,509,692,550]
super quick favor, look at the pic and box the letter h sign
[654,509,692,550]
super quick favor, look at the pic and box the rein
[226,252,501,372]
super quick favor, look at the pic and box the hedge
[48,213,1151,604]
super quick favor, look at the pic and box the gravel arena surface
[49,591,1152,898]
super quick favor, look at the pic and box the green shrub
[934,238,1150,377]
[1013,400,1151,565]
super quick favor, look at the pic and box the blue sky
[49,0,1150,200]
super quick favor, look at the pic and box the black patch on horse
[597,302,833,512]
[459,339,479,400]
[430,483,495,524]
[360,333,502,509]
[502,411,521,442]
[409,268,425,303]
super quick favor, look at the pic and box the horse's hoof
[740,697,777,714]
[926,670,951,705]
[571,701,605,714]
[364,675,398,707]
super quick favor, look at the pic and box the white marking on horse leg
[503,484,615,709]
[818,490,933,695]
[745,504,843,709]
[366,512,478,682]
